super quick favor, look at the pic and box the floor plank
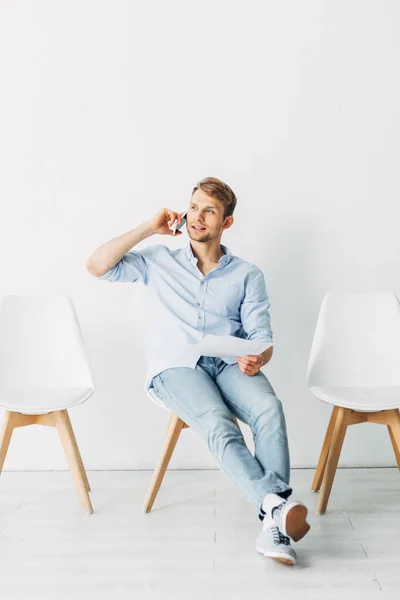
[0,468,399,599]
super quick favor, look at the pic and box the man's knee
[252,394,285,428]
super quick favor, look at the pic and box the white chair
[307,291,400,515]
[142,372,242,513]
[0,294,95,513]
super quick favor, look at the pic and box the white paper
[193,334,273,359]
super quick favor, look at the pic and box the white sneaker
[256,521,297,565]
[270,500,311,542]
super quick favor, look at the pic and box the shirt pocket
[207,283,243,318]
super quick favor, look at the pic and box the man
[86,176,310,565]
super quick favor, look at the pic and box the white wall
[1,0,399,470]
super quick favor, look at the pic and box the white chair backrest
[0,294,95,394]
[306,291,400,389]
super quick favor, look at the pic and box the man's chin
[188,231,211,242]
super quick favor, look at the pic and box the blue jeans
[152,355,293,516]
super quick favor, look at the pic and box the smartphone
[170,211,188,235]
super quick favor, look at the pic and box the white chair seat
[0,386,94,415]
[144,372,171,411]
[0,294,95,414]
[309,385,400,412]
[306,291,400,515]
[0,293,95,514]
[307,291,400,412]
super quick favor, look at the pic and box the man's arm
[86,220,155,277]
[86,208,184,277]
[236,269,274,376]
[261,345,273,366]
[240,269,273,344]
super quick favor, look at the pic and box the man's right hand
[150,209,186,236]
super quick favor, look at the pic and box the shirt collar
[182,242,232,267]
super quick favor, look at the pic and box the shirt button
[200,281,204,285]
[195,302,200,306]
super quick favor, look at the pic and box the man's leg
[214,359,293,516]
[151,357,291,509]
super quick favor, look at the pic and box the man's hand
[236,354,264,376]
[150,208,186,236]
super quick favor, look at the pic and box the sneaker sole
[256,547,296,565]
[281,503,311,542]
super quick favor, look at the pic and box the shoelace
[271,526,290,546]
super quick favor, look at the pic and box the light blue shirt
[99,242,273,391]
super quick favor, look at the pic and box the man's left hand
[236,354,264,376]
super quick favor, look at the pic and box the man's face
[186,189,233,243]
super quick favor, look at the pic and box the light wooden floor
[0,468,399,600]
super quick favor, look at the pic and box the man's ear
[222,215,234,231]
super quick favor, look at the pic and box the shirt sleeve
[240,269,273,343]
[97,244,161,285]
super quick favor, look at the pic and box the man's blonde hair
[191,177,237,219]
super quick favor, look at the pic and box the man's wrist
[260,345,273,366]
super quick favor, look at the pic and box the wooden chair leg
[0,411,15,474]
[142,412,185,513]
[317,406,350,515]
[62,411,91,491]
[312,405,339,492]
[232,415,241,430]
[53,410,93,514]
[387,409,400,470]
